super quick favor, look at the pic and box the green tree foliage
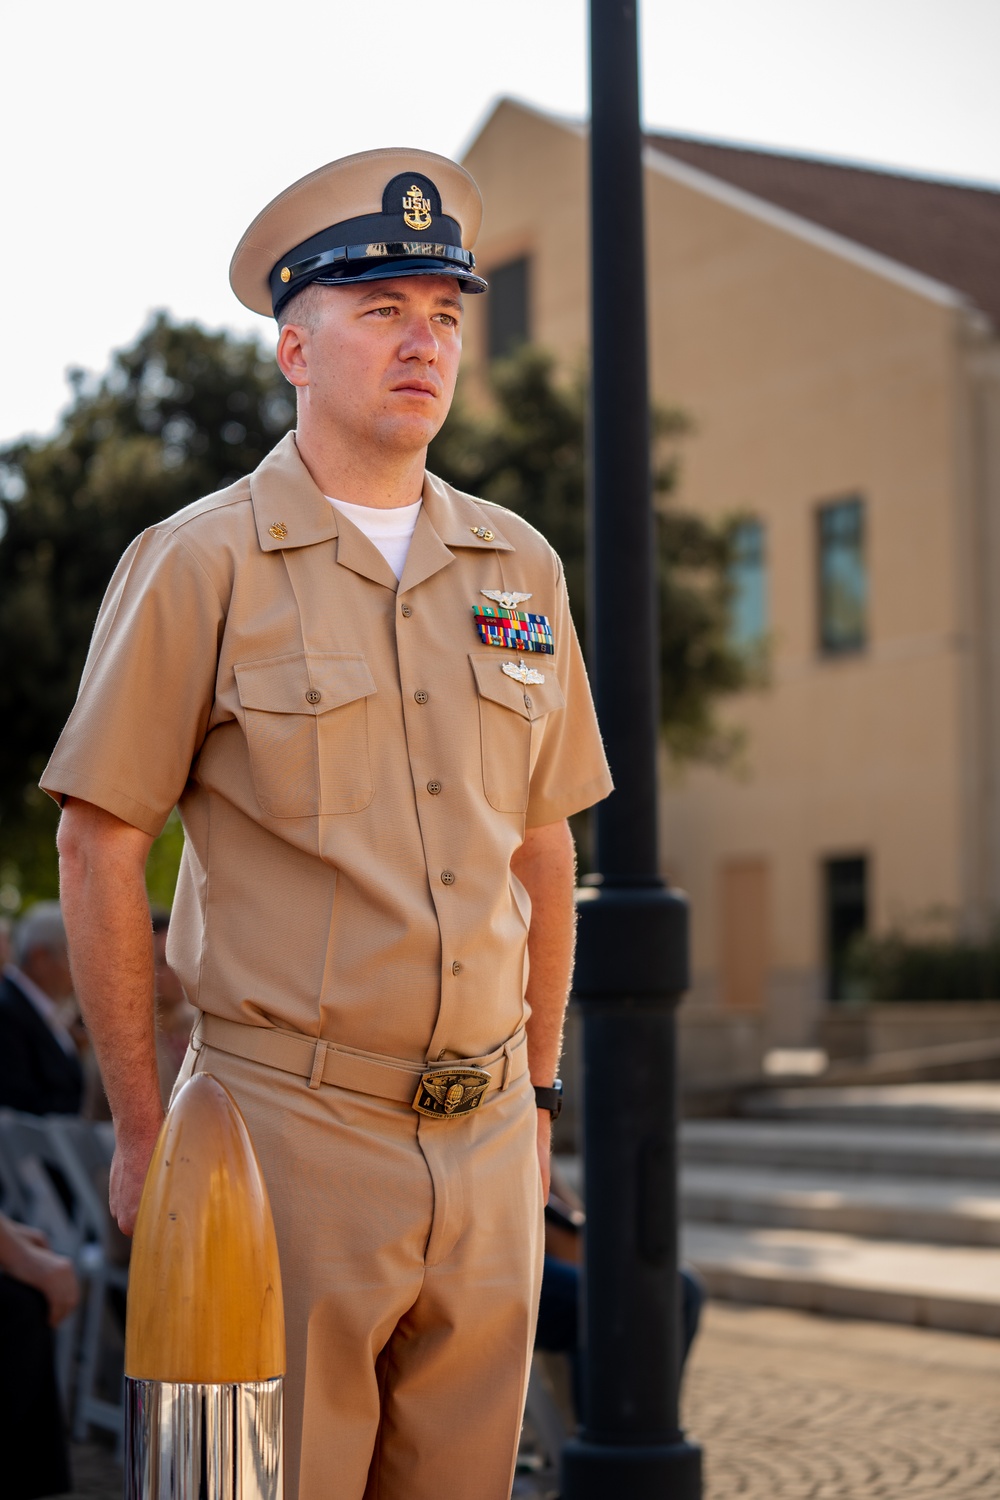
[0,322,754,910]
[0,313,294,910]
[429,346,754,763]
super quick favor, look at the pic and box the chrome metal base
[125,1376,283,1500]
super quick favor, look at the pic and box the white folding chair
[0,1112,85,1403]
[0,1109,30,1220]
[47,1115,129,1450]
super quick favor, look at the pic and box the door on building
[720,858,770,1010]
[823,855,868,1001]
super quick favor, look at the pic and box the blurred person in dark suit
[0,901,84,1114]
[0,1210,79,1499]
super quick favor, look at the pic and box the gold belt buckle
[413,1066,492,1120]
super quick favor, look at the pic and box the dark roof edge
[646,127,1000,199]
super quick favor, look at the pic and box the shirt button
[414,689,429,704]
[305,689,322,704]
[400,603,413,617]
[452,961,463,976]
[523,693,533,711]
[440,869,456,886]
[427,780,442,795]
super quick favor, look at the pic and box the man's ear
[276,323,310,388]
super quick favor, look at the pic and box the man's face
[23,943,74,1003]
[280,274,464,460]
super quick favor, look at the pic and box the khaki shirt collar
[249,433,514,594]
[249,431,339,553]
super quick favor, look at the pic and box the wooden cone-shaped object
[127,1071,285,1381]
[124,1073,286,1500]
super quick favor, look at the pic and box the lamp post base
[561,1435,703,1499]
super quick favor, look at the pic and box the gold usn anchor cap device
[230,146,488,319]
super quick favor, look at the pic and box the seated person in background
[151,907,198,1106]
[0,902,83,1115]
[536,1161,704,1410]
[0,1211,79,1500]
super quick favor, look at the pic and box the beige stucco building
[461,99,1000,1067]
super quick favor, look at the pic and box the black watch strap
[533,1079,563,1119]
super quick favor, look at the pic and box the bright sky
[4,0,999,448]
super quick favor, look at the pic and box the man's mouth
[392,380,438,398]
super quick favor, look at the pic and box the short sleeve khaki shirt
[42,434,612,1061]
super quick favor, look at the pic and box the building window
[728,518,767,649]
[818,496,867,654]
[824,855,868,1002]
[486,257,530,361]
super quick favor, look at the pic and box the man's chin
[376,412,448,455]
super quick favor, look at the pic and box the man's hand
[109,1120,163,1236]
[0,1217,80,1326]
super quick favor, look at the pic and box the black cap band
[269,174,486,314]
[275,238,482,308]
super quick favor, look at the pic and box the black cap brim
[313,259,487,294]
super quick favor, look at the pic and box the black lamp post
[560,2,703,1495]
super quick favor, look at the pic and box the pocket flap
[235,653,377,716]
[469,653,566,721]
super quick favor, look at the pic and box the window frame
[816,494,868,657]
[485,255,531,362]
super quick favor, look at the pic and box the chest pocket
[469,654,566,814]
[235,652,377,817]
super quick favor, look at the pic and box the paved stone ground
[682,1303,1000,1499]
[55,1303,1000,1498]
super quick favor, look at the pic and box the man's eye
[373,306,396,318]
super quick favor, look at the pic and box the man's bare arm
[510,817,577,1201]
[57,797,161,1234]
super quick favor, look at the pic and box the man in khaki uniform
[44,148,611,1499]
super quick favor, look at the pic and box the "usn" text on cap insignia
[402,184,432,232]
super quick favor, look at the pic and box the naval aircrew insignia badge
[502,661,545,686]
[482,589,532,610]
[402,183,432,232]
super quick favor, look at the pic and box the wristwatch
[533,1080,564,1120]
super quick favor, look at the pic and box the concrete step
[682,1118,1000,1181]
[681,1163,1000,1246]
[682,1221,1000,1336]
[743,1081,1000,1130]
[818,1037,1000,1087]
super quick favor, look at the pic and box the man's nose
[398,315,439,362]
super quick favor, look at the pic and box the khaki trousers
[179,1038,544,1500]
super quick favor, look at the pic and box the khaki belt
[194,1012,528,1120]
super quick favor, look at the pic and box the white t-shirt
[326,495,422,582]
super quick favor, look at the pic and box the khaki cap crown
[230,147,485,317]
